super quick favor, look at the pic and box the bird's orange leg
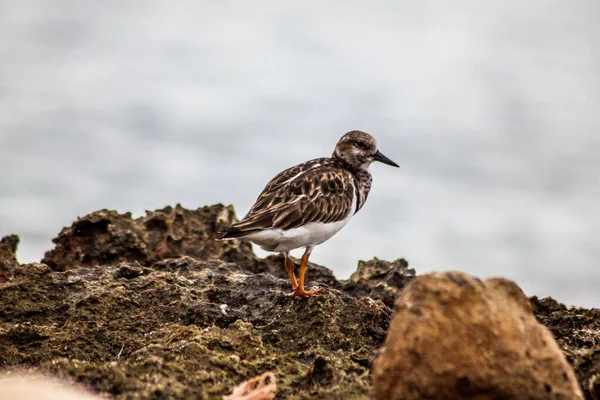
[284,254,298,290]
[289,247,323,297]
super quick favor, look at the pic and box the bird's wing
[230,159,356,233]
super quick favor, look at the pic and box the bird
[218,130,399,297]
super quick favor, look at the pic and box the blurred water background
[1,1,599,306]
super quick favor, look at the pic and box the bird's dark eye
[356,141,366,149]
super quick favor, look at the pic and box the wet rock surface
[0,204,599,399]
[372,271,584,400]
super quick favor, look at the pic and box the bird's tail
[217,226,246,240]
[217,226,262,240]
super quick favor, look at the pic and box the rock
[0,234,19,282]
[344,257,415,307]
[42,204,255,271]
[531,296,600,399]
[1,205,599,399]
[0,210,392,399]
[372,271,584,400]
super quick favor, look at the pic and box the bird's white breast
[244,187,357,253]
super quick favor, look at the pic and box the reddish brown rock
[372,271,583,400]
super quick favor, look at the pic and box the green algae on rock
[0,204,599,399]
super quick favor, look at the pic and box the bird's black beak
[373,150,399,167]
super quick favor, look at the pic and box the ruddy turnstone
[219,130,399,297]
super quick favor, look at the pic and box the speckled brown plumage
[223,158,357,236]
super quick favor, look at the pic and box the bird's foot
[287,286,324,297]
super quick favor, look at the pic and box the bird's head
[333,130,399,170]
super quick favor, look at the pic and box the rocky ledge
[0,204,598,399]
